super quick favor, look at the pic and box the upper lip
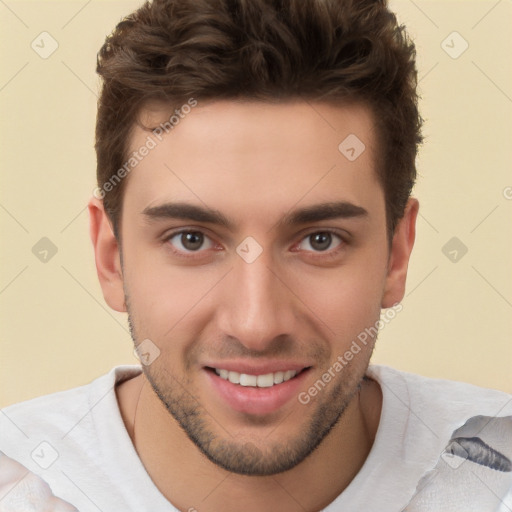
[204,361,312,375]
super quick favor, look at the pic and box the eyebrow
[141,201,368,229]
[142,202,233,229]
[278,201,368,227]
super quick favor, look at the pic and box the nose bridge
[218,253,293,350]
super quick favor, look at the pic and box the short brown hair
[95,0,422,239]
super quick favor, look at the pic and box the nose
[216,251,296,352]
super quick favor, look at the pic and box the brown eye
[298,231,342,252]
[309,232,332,251]
[181,232,204,251]
[168,231,213,252]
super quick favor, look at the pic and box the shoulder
[0,366,145,510]
[367,364,512,466]
[0,366,141,456]
[366,365,512,511]
[368,364,512,418]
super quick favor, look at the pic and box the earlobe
[381,198,419,308]
[88,197,127,313]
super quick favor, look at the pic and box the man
[1,0,511,511]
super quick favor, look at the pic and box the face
[107,100,406,476]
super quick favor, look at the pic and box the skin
[89,100,418,511]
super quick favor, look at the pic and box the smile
[214,368,298,388]
[205,365,311,415]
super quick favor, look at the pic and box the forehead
[123,100,382,222]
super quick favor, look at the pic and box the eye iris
[182,232,204,251]
[310,232,332,251]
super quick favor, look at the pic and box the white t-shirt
[1,365,511,512]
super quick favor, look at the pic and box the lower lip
[205,368,311,415]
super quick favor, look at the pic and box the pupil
[310,232,331,251]
[182,232,203,251]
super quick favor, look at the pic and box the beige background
[0,0,511,407]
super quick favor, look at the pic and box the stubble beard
[126,304,374,476]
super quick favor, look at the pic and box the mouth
[209,367,307,388]
[204,365,312,415]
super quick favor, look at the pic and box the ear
[381,198,419,308]
[88,197,126,312]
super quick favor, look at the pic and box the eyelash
[162,228,347,260]
[163,229,221,261]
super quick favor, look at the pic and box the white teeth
[228,371,240,384]
[285,370,297,381]
[257,373,274,387]
[273,371,284,384]
[239,373,257,386]
[284,370,296,381]
[214,368,299,387]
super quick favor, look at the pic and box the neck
[117,373,382,512]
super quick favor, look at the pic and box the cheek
[124,237,193,301]
[123,250,220,341]
[290,254,387,343]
